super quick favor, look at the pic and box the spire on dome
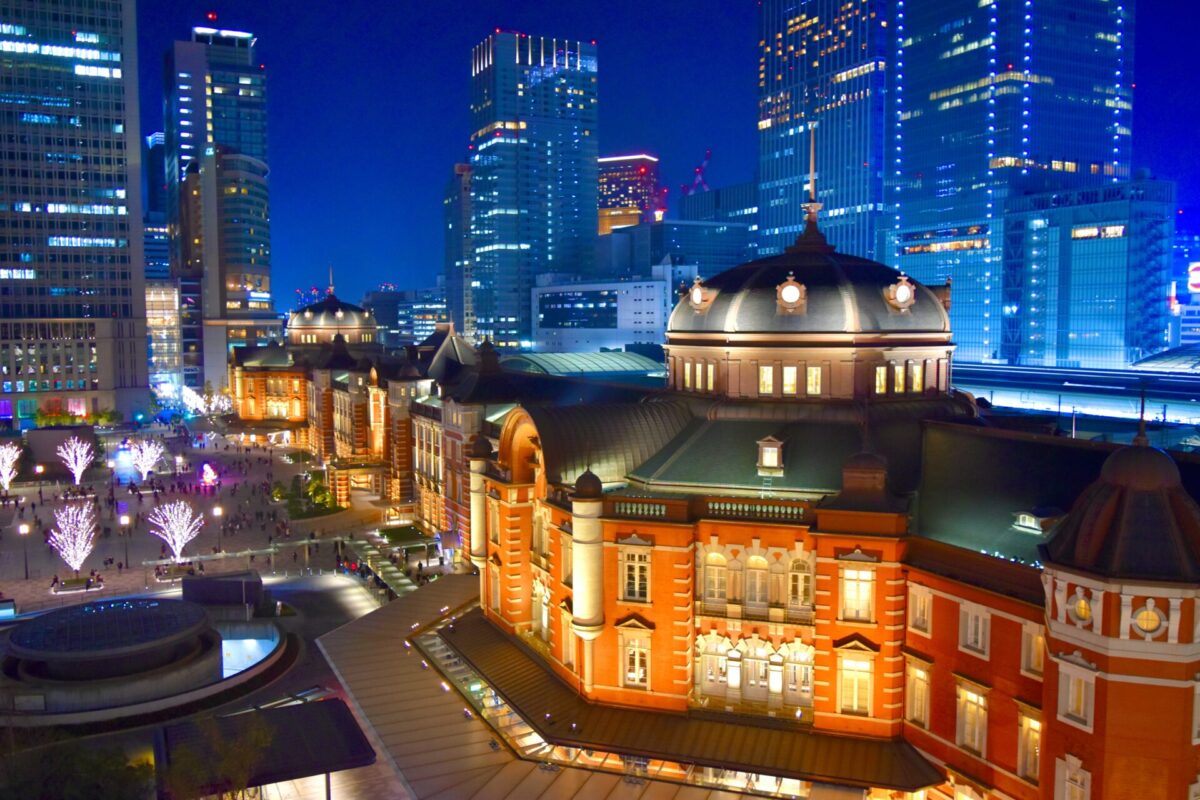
[786,124,833,254]
[327,263,335,296]
[1133,388,1148,447]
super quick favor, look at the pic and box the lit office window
[806,366,821,395]
[781,365,797,395]
[875,365,888,394]
[758,365,774,395]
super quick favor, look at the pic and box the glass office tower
[0,0,147,428]
[891,0,1133,362]
[164,25,277,388]
[443,163,472,334]
[466,32,598,349]
[757,0,890,260]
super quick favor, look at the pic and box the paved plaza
[0,428,385,613]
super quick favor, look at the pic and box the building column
[570,493,604,694]
[469,450,488,601]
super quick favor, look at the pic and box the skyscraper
[443,163,472,335]
[597,154,661,235]
[0,0,147,428]
[164,24,278,389]
[757,0,890,260]
[144,131,166,215]
[463,32,598,349]
[890,0,1134,362]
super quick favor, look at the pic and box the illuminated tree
[50,502,96,576]
[0,441,19,492]
[148,500,204,562]
[56,435,94,485]
[129,438,165,481]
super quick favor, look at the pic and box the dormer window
[757,436,783,476]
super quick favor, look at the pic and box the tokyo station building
[450,214,1200,798]
[229,220,1200,798]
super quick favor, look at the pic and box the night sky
[136,1,1199,309]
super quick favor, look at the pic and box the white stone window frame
[1017,709,1042,785]
[908,584,933,637]
[954,677,989,756]
[1054,755,1091,800]
[904,656,931,728]
[619,628,651,690]
[757,436,784,477]
[1056,660,1096,734]
[617,539,652,604]
[958,601,991,660]
[1020,621,1045,679]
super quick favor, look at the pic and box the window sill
[957,645,990,661]
[618,598,652,606]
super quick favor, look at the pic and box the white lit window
[683,359,692,390]
[905,662,930,727]
[894,363,906,393]
[787,558,811,606]
[839,655,872,715]
[1021,623,1045,677]
[623,636,649,688]
[956,683,988,755]
[745,556,769,607]
[782,365,797,395]
[706,362,715,391]
[910,361,925,392]
[1056,757,1091,800]
[841,568,874,622]
[704,552,727,603]
[694,361,703,391]
[909,585,932,635]
[1058,667,1094,731]
[806,365,821,395]
[621,549,650,602]
[875,365,888,394]
[758,364,774,395]
[761,445,779,468]
[1018,714,1041,783]
[959,603,990,658]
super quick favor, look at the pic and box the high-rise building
[0,0,147,428]
[143,210,170,281]
[144,131,166,215]
[596,220,752,280]
[164,24,277,389]
[443,163,472,335]
[757,0,890,260]
[890,0,1134,362]
[463,32,598,349]
[362,285,450,347]
[146,281,182,390]
[1001,179,1173,370]
[598,154,661,235]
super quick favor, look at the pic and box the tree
[55,435,94,485]
[161,714,274,800]
[148,500,204,562]
[50,502,96,576]
[0,740,152,800]
[0,441,19,492]
[129,438,165,481]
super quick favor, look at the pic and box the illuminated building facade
[597,154,660,235]
[362,286,449,347]
[165,24,276,389]
[757,0,889,261]
[464,32,598,349]
[146,281,182,390]
[596,219,752,280]
[445,216,1200,798]
[1001,179,1174,370]
[890,0,1134,362]
[0,0,148,428]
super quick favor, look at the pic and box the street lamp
[213,505,223,553]
[18,522,29,580]
[119,513,130,569]
[174,454,183,475]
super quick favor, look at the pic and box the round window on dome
[691,286,704,305]
[895,284,913,304]
[1068,593,1091,625]
[885,276,917,312]
[781,284,801,305]
[1132,605,1164,636]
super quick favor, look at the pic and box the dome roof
[288,294,374,332]
[1041,443,1200,582]
[574,469,604,500]
[667,239,949,337]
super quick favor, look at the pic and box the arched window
[788,558,811,607]
[745,556,769,608]
[742,640,771,702]
[784,645,814,709]
[703,552,727,605]
[291,398,300,417]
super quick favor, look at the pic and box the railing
[698,600,814,627]
[411,402,443,422]
[703,498,808,524]
[604,496,690,523]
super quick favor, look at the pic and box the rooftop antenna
[1134,387,1148,446]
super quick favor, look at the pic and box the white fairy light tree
[129,438,166,481]
[50,502,97,576]
[56,435,94,485]
[148,500,205,562]
[0,441,20,492]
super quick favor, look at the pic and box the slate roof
[668,247,948,336]
[443,609,942,792]
[527,401,693,486]
[500,351,664,377]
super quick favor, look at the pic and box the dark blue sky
[137,1,1198,308]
